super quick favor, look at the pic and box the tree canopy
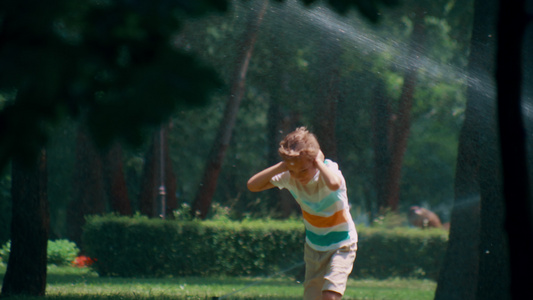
[0,0,227,171]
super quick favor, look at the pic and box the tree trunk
[162,124,178,218]
[435,0,511,298]
[371,78,392,213]
[1,149,49,297]
[67,125,105,248]
[192,0,269,219]
[139,134,158,217]
[314,35,341,161]
[496,0,532,298]
[314,72,340,161]
[434,95,482,300]
[384,9,426,211]
[103,142,132,215]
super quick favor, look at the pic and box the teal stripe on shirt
[306,229,350,247]
[300,191,341,212]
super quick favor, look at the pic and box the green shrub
[47,239,79,265]
[82,215,448,279]
[0,240,10,264]
[0,239,79,266]
[354,227,448,279]
[83,214,304,277]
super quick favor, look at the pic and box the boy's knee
[322,290,342,300]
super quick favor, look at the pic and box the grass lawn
[0,265,437,300]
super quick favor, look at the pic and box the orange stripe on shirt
[302,209,347,228]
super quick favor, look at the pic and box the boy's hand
[315,150,325,165]
[279,160,288,171]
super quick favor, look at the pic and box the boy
[247,127,357,300]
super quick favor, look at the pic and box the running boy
[247,127,357,300]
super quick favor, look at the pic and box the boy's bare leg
[322,290,342,300]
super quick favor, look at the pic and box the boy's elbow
[247,182,255,192]
[327,179,342,191]
[328,182,341,191]
[247,180,260,192]
[247,179,273,192]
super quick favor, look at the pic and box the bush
[353,227,448,279]
[0,239,79,266]
[83,214,304,277]
[0,240,10,264]
[83,215,448,279]
[47,239,79,265]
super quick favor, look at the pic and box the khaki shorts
[303,242,357,300]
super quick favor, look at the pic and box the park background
[0,0,531,299]
[0,0,467,243]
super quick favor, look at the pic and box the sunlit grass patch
[46,272,303,299]
[346,278,437,300]
[1,265,436,300]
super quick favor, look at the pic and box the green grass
[0,265,436,300]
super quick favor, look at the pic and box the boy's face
[285,156,317,185]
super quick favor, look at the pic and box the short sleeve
[270,171,290,190]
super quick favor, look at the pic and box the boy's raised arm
[315,151,342,191]
[247,161,287,192]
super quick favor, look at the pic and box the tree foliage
[0,0,471,230]
[0,0,227,296]
[0,0,227,171]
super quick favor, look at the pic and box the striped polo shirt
[270,159,358,251]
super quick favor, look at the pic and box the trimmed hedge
[353,227,448,279]
[82,215,304,277]
[82,215,448,279]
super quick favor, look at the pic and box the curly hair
[278,127,320,161]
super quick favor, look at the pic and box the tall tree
[162,125,179,218]
[139,134,157,218]
[313,33,342,161]
[381,7,426,211]
[0,1,65,293]
[103,142,132,216]
[192,0,269,219]
[67,125,106,248]
[371,78,392,213]
[434,0,512,298]
[1,150,48,296]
